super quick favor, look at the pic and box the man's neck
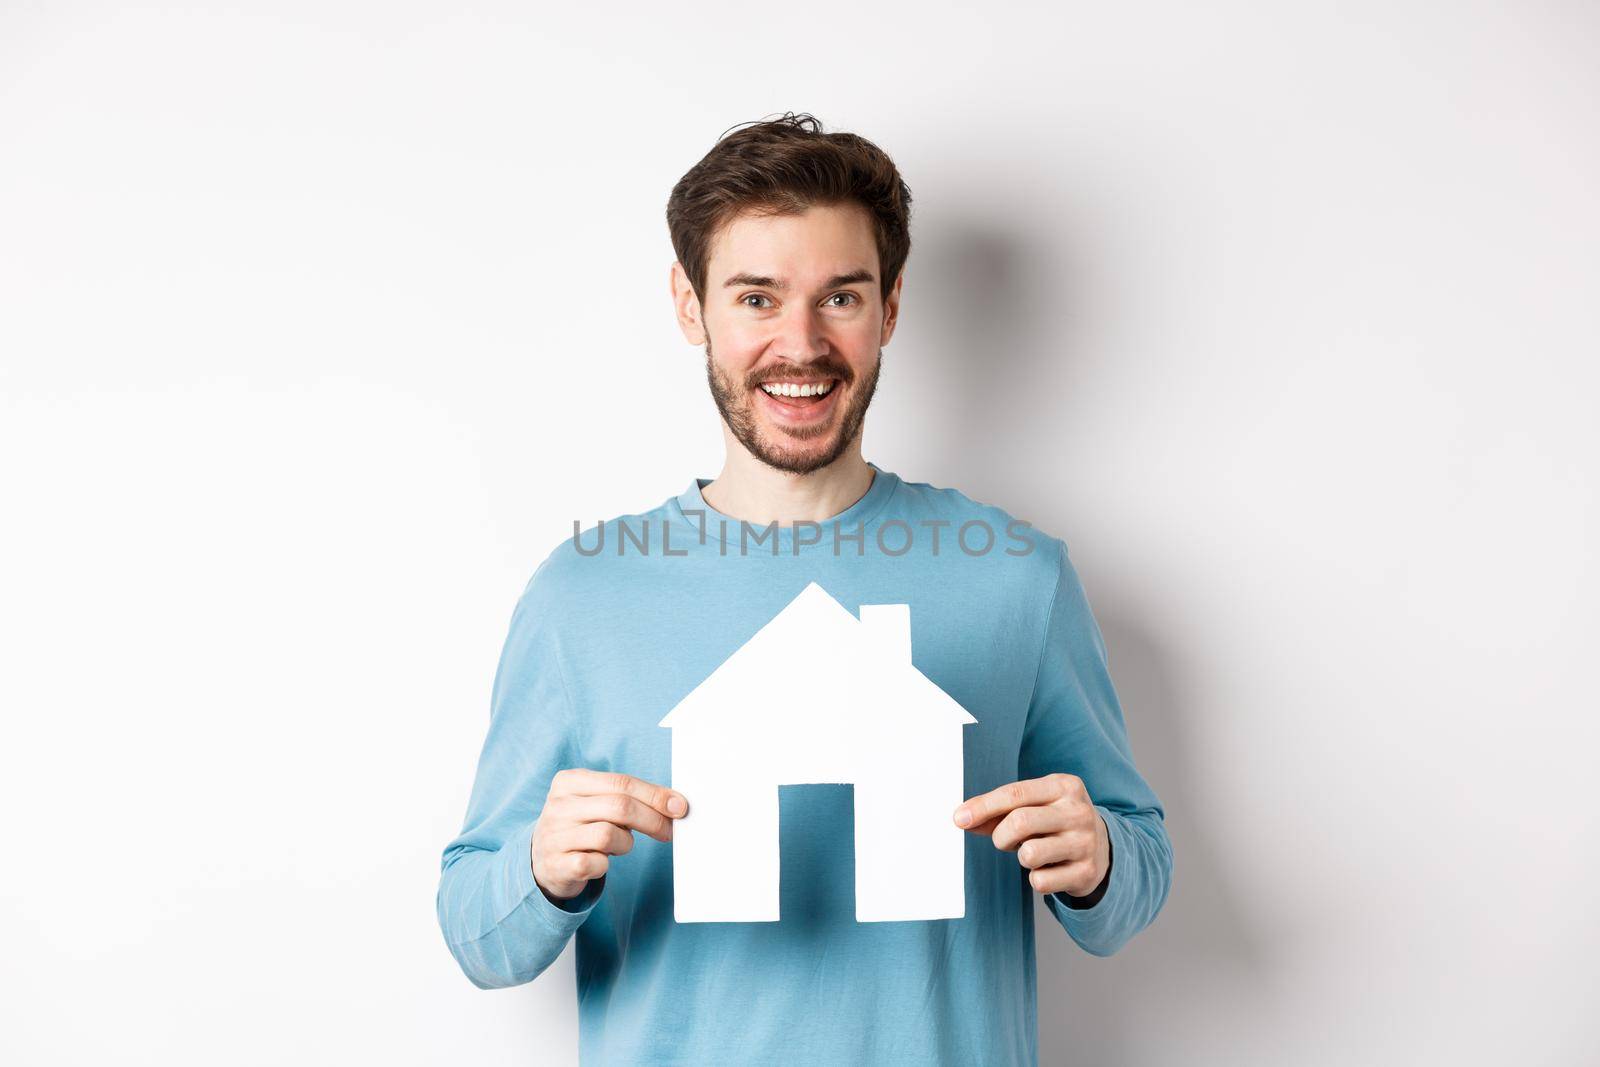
[701,441,875,526]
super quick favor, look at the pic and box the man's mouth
[754,377,842,424]
[758,379,836,401]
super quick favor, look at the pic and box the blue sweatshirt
[436,464,1173,1065]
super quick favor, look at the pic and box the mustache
[743,360,853,389]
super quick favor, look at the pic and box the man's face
[675,202,902,475]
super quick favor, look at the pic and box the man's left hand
[953,773,1110,897]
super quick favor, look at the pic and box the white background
[2,3,1595,1064]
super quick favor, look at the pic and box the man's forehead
[707,204,878,284]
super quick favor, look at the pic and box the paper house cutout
[659,581,977,922]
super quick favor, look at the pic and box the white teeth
[761,380,834,397]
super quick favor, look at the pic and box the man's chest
[550,563,1045,788]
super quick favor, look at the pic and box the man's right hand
[531,769,690,901]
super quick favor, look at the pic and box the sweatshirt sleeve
[435,559,604,989]
[1018,538,1174,957]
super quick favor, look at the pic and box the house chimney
[859,604,911,663]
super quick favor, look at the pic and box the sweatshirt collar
[671,461,900,552]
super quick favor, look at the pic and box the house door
[778,782,856,925]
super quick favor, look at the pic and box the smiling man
[436,113,1173,1065]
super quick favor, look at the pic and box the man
[436,113,1173,1065]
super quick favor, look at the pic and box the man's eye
[826,292,859,308]
[741,294,772,309]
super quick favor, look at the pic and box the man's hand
[532,769,690,901]
[953,773,1110,898]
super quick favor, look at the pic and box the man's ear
[670,261,707,345]
[880,268,904,346]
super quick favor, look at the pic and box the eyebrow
[722,268,876,292]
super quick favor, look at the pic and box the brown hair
[666,112,913,307]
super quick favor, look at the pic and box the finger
[553,850,611,886]
[562,792,675,842]
[1026,859,1095,896]
[991,803,1072,852]
[1015,831,1080,871]
[954,776,1068,832]
[552,769,689,819]
[552,821,635,857]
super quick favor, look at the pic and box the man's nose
[771,303,829,364]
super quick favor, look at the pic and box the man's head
[667,114,911,475]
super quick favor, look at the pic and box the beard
[704,337,881,475]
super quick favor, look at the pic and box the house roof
[658,581,977,728]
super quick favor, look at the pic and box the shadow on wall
[908,214,1271,1059]
[1034,608,1265,1063]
